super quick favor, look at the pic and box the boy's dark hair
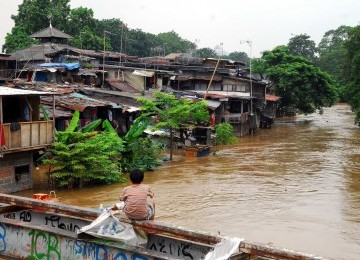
[129,169,144,184]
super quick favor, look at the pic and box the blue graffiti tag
[114,252,149,260]
[0,223,6,253]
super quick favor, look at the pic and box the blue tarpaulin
[37,63,80,71]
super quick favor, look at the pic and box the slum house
[80,87,147,136]
[0,54,16,82]
[165,57,268,136]
[0,87,55,193]
[45,47,139,88]
[41,92,123,131]
[10,24,73,80]
[29,62,81,84]
[260,94,281,128]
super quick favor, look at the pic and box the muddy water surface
[16,104,360,259]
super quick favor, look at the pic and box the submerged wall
[0,152,33,193]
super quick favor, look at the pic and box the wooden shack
[0,87,55,193]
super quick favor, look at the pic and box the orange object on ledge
[33,193,49,200]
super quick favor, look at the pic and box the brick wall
[0,152,33,193]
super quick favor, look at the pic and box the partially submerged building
[0,87,55,193]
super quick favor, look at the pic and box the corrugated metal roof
[29,25,73,39]
[0,54,15,61]
[132,70,155,77]
[42,92,123,112]
[0,86,54,96]
[45,47,138,60]
[107,80,140,93]
[11,43,71,62]
[191,90,251,99]
[205,100,222,110]
[266,94,281,102]
[176,75,222,81]
[41,105,73,119]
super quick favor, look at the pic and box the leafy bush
[44,131,126,188]
[215,123,237,145]
[121,136,164,172]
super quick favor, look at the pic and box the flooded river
[16,104,360,259]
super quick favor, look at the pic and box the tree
[126,29,160,57]
[66,7,97,37]
[262,46,338,114]
[251,57,268,80]
[344,25,360,125]
[70,27,111,51]
[4,0,71,52]
[138,92,209,160]
[97,18,125,52]
[44,131,125,188]
[42,111,125,188]
[215,123,237,145]
[11,0,71,34]
[225,51,249,64]
[317,26,352,88]
[2,26,38,53]
[195,48,217,58]
[156,31,196,55]
[288,34,317,62]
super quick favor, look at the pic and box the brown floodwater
[15,104,360,259]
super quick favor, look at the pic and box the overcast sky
[1,0,359,56]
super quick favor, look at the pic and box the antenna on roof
[48,15,53,28]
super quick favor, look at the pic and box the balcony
[1,121,53,153]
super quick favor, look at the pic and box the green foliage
[195,48,217,58]
[262,46,338,114]
[138,92,209,160]
[102,119,118,135]
[215,123,237,145]
[44,131,125,187]
[67,7,97,37]
[40,104,50,121]
[3,26,38,53]
[138,92,209,130]
[5,1,197,57]
[11,0,71,34]
[70,27,111,51]
[126,29,160,57]
[317,26,352,90]
[224,51,249,64]
[121,136,163,172]
[344,25,360,126]
[287,34,317,62]
[156,31,196,54]
[124,117,151,144]
[251,57,268,80]
[81,119,102,133]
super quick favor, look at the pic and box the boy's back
[120,183,154,220]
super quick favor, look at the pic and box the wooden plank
[20,123,31,147]
[10,128,21,148]
[31,123,39,146]
[39,122,47,144]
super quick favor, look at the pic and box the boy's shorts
[147,204,154,220]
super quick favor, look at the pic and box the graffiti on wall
[0,223,6,253]
[2,210,82,233]
[28,229,61,259]
[0,223,152,260]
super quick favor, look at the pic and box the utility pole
[240,40,254,134]
[102,30,116,88]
